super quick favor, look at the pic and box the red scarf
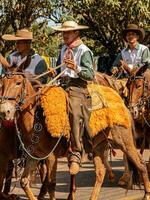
[63,37,83,60]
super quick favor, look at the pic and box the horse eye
[16,82,21,85]
[136,84,142,89]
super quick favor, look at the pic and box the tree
[0,0,58,54]
[61,0,150,55]
[1,0,150,58]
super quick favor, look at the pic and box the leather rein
[128,75,150,125]
[0,72,26,108]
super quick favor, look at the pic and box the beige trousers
[67,86,92,156]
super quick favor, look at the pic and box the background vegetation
[0,0,149,61]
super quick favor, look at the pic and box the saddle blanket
[40,84,131,138]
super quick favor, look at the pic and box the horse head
[127,63,149,119]
[0,70,36,127]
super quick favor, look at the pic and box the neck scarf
[63,36,83,60]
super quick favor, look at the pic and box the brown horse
[0,72,69,200]
[0,75,22,200]
[127,64,150,173]
[0,71,150,200]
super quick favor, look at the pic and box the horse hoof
[108,174,115,183]
[38,196,44,200]
[50,197,56,200]
[143,193,150,200]
[118,173,130,186]
[0,193,18,200]
[67,193,75,200]
[118,180,127,186]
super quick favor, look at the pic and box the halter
[0,71,65,160]
[128,74,150,124]
[0,72,26,108]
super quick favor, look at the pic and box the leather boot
[68,151,81,175]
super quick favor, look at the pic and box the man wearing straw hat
[52,20,95,175]
[2,29,48,83]
[111,23,150,77]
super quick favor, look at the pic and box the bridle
[0,71,65,161]
[127,74,150,120]
[0,72,27,110]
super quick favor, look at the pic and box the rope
[46,68,67,86]
[34,63,65,80]
[142,115,150,128]
[15,116,64,161]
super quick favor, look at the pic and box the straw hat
[122,24,145,42]
[2,29,33,41]
[52,21,89,32]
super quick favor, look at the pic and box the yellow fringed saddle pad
[40,85,131,139]
[40,86,71,140]
[87,84,131,137]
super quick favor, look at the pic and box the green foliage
[61,0,150,55]
[32,21,61,57]
[0,0,59,56]
[0,0,150,57]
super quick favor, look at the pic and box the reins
[0,66,69,161]
[14,114,65,161]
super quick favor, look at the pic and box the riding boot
[68,151,81,175]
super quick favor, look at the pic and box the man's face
[126,31,139,44]
[62,31,79,45]
[15,40,31,53]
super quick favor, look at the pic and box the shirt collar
[125,42,140,51]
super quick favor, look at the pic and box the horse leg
[0,155,8,197]
[118,154,130,186]
[3,160,14,194]
[111,125,150,200]
[38,154,57,200]
[103,148,115,183]
[67,175,76,200]
[20,157,38,200]
[38,160,47,183]
[89,140,106,200]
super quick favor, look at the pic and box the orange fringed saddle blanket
[40,84,131,139]
[88,84,131,137]
[40,86,71,140]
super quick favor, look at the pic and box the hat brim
[2,34,33,41]
[52,25,89,32]
[122,29,145,42]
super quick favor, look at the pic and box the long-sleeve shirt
[7,49,48,83]
[112,43,150,71]
[57,44,94,81]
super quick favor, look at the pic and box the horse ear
[136,62,148,76]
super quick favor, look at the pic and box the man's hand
[64,59,77,70]
[111,67,119,75]
[119,60,131,74]
[119,60,129,68]
[49,67,57,77]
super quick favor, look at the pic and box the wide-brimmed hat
[52,20,89,32]
[122,24,145,42]
[2,29,33,41]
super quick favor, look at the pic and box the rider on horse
[111,23,150,78]
[2,29,48,83]
[52,20,95,175]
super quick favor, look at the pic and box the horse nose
[0,112,6,120]
[132,107,139,119]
